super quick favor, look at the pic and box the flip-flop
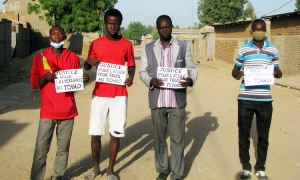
[107,174,118,180]
[84,171,101,180]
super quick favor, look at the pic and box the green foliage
[151,28,159,40]
[27,0,117,32]
[174,25,180,29]
[296,0,300,10]
[144,25,154,34]
[124,21,146,41]
[197,0,247,25]
[243,1,256,20]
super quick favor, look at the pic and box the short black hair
[251,19,266,30]
[104,9,123,24]
[49,25,65,34]
[156,15,173,27]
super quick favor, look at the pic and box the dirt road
[0,57,299,180]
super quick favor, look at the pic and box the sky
[0,0,297,28]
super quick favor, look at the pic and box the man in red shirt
[30,25,89,180]
[83,9,135,180]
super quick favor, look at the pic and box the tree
[296,0,300,10]
[145,25,154,35]
[197,0,247,25]
[151,28,159,40]
[243,1,256,20]
[27,0,117,48]
[124,21,145,41]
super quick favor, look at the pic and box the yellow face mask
[252,31,266,41]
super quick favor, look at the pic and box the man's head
[156,15,173,41]
[104,9,123,38]
[49,25,66,48]
[250,19,266,42]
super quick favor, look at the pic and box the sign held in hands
[54,69,84,93]
[157,67,187,89]
[96,62,127,85]
[244,65,274,86]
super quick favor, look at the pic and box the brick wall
[270,14,300,35]
[0,11,16,20]
[269,13,300,76]
[213,21,252,63]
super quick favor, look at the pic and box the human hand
[179,77,192,87]
[274,68,282,78]
[232,69,244,80]
[43,72,56,81]
[124,77,134,87]
[86,58,100,66]
[82,74,90,83]
[150,78,164,87]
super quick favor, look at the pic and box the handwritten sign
[54,69,84,93]
[96,62,127,85]
[244,65,274,86]
[157,67,187,89]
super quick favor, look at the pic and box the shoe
[156,172,168,180]
[107,174,118,180]
[51,176,62,180]
[240,170,252,179]
[84,171,101,180]
[255,171,268,180]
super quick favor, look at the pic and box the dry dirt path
[0,58,299,180]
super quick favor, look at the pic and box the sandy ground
[0,47,299,180]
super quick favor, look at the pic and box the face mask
[50,41,65,49]
[252,31,266,41]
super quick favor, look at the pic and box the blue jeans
[151,108,186,180]
[30,118,74,180]
[238,100,272,171]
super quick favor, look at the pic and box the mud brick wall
[269,13,300,76]
[214,21,252,63]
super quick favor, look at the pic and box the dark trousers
[238,100,272,171]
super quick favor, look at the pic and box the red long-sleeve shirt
[30,47,80,119]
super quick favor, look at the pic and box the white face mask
[50,41,65,49]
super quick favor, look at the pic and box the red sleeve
[127,44,135,67]
[30,54,42,89]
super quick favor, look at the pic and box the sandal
[84,171,101,180]
[107,174,118,180]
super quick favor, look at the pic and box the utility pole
[191,0,193,39]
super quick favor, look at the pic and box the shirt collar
[249,39,270,49]
[159,37,173,48]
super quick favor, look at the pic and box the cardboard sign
[54,69,84,93]
[244,65,274,86]
[157,67,187,89]
[96,62,127,85]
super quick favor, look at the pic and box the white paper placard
[244,65,274,86]
[157,67,187,89]
[96,62,127,85]
[54,69,84,93]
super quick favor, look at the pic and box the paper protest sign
[96,62,127,85]
[157,67,187,89]
[54,69,84,93]
[244,65,274,86]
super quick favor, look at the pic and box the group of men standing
[29,8,281,180]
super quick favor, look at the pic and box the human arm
[139,45,164,88]
[232,65,244,80]
[84,58,99,70]
[124,66,135,87]
[30,54,56,89]
[183,42,198,87]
